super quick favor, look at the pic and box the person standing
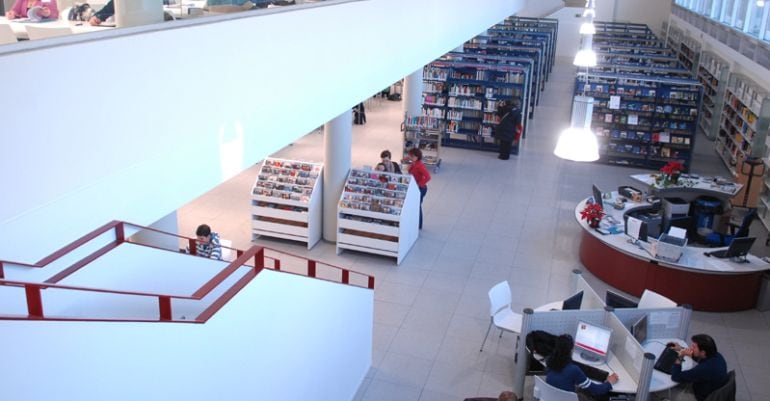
[493,99,522,160]
[670,334,729,401]
[379,150,402,174]
[407,148,431,230]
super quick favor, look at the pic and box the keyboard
[710,249,728,258]
[654,347,679,374]
[574,360,610,382]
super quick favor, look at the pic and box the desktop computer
[573,320,612,365]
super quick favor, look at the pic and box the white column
[114,0,163,28]
[129,211,179,251]
[323,110,352,242]
[402,68,424,118]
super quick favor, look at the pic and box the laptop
[654,347,679,374]
[707,237,756,259]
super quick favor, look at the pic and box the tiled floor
[177,57,770,401]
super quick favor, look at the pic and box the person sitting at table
[669,334,728,401]
[546,334,618,401]
[88,0,113,26]
[191,224,222,260]
[5,0,59,20]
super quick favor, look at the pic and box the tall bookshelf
[715,73,770,176]
[402,115,442,172]
[501,16,559,72]
[577,72,702,171]
[251,158,323,249]
[676,34,701,76]
[695,51,729,140]
[337,169,420,265]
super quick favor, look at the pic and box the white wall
[611,0,672,37]
[0,0,525,263]
[517,0,563,18]
[550,6,584,58]
[0,269,374,401]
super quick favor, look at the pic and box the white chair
[480,280,523,352]
[0,24,18,44]
[219,239,233,262]
[638,289,677,309]
[26,25,73,40]
[534,376,579,401]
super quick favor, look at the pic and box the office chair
[533,376,579,401]
[704,370,736,401]
[480,281,522,352]
[638,289,677,309]
[704,209,757,247]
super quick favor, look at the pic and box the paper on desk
[668,226,687,239]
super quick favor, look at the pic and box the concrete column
[114,0,163,28]
[402,67,424,118]
[129,211,179,251]
[323,110,352,242]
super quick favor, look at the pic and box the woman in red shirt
[407,148,431,229]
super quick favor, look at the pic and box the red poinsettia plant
[580,202,606,222]
[660,161,684,176]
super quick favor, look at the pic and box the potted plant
[655,161,685,187]
[580,202,605,228]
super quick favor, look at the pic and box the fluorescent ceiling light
[580,21,596,35]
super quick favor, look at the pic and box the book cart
[422,59,530,154]
[336,169,420,265]
[402,115,442,172]
[696,51,730,140]
[251,158,323,249]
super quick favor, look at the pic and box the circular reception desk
[576,196,769,312]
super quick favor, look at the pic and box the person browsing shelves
[407,148,431,230]
[6,0,59,20]
[88,0,114,26]
[192,224,222,260]
[669,334,728,401]
[493,99,522,160]
[546,334,618,401]
[379,149,402,174]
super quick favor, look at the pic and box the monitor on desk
[562,291,584,310]
[605,290,639,309]
[626,216,648,243]
[631,314,648,344]
[709,237,757,259]
[592,184,604,209]
[574,320,612,364]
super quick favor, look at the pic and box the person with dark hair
[669,334,728,401]
[379,150,402,174]
[493,98,522,160]
[193,224,222,260]
[88,0,114,26]
[546,334,618,399]
[407,148,430,230]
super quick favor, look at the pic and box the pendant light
[554,95,600,162]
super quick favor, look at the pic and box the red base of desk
[579,231,763,312]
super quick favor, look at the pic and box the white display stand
[336,168,420,265]
[251,158,323,249]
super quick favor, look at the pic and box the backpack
[68,3,94,22]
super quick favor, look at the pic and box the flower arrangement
[580,202,605,228]
[655,161,685,187]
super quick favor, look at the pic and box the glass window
[713,0,724,18]
[734,0,749,29]
[721,0,735,23]
[702,0,714,15]
[747,2,764,35]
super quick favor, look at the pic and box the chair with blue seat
[703,208,757,247]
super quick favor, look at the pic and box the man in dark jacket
[493,99,522,160]
[670,334,728,401]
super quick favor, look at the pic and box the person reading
[6,0,59,20]
[192,224,222,260]
[668,334,728,401]
[546,334,618,401]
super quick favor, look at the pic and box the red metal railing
[0,220,374,323]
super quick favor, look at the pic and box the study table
[0,17,112,40]
[571,350,637,393]
[576,193,770,312]
[643,338,693,393]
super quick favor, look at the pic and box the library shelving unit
[422,59,530,153]
[715,73,770,176]
[402,114,442,172]
[595,51,682,69]
[336,168,420,265]
[576,71,702,171]
[488,26,556,77]
[501,16,559,72]
[695,51,730,140]
[594,21,655,35]
[251,158,323,249]
[476,35,550,84]
[590,63,692,79]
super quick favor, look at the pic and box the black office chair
[704,209,757,247]
[704,370,736,401]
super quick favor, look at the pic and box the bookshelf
[715,73,770,177]
[676,34,701,76]
[402,115,442,172]
[577,71,702,171]
[251,158,323,249]
[501,16,559,73]
[695,51,729,140]
[487,27,555,77]
[336,168,420,264]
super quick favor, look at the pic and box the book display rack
[336,169,420,264]
[402,115,442,172]
[696,51,729,140]
[251,158,323,249]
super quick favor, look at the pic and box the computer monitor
[724,237,756,259]
[562,291,584,310]
[631,314,648,344]
[574,320,612,364]
[625,216,648,243]
[605,290,639,309]
[592,184,604,209]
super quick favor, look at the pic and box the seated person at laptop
[190,224,222,260]
[6,0,59,20]
[88,0,114,26]
[546,334,618,400]
[669,334,728,401]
